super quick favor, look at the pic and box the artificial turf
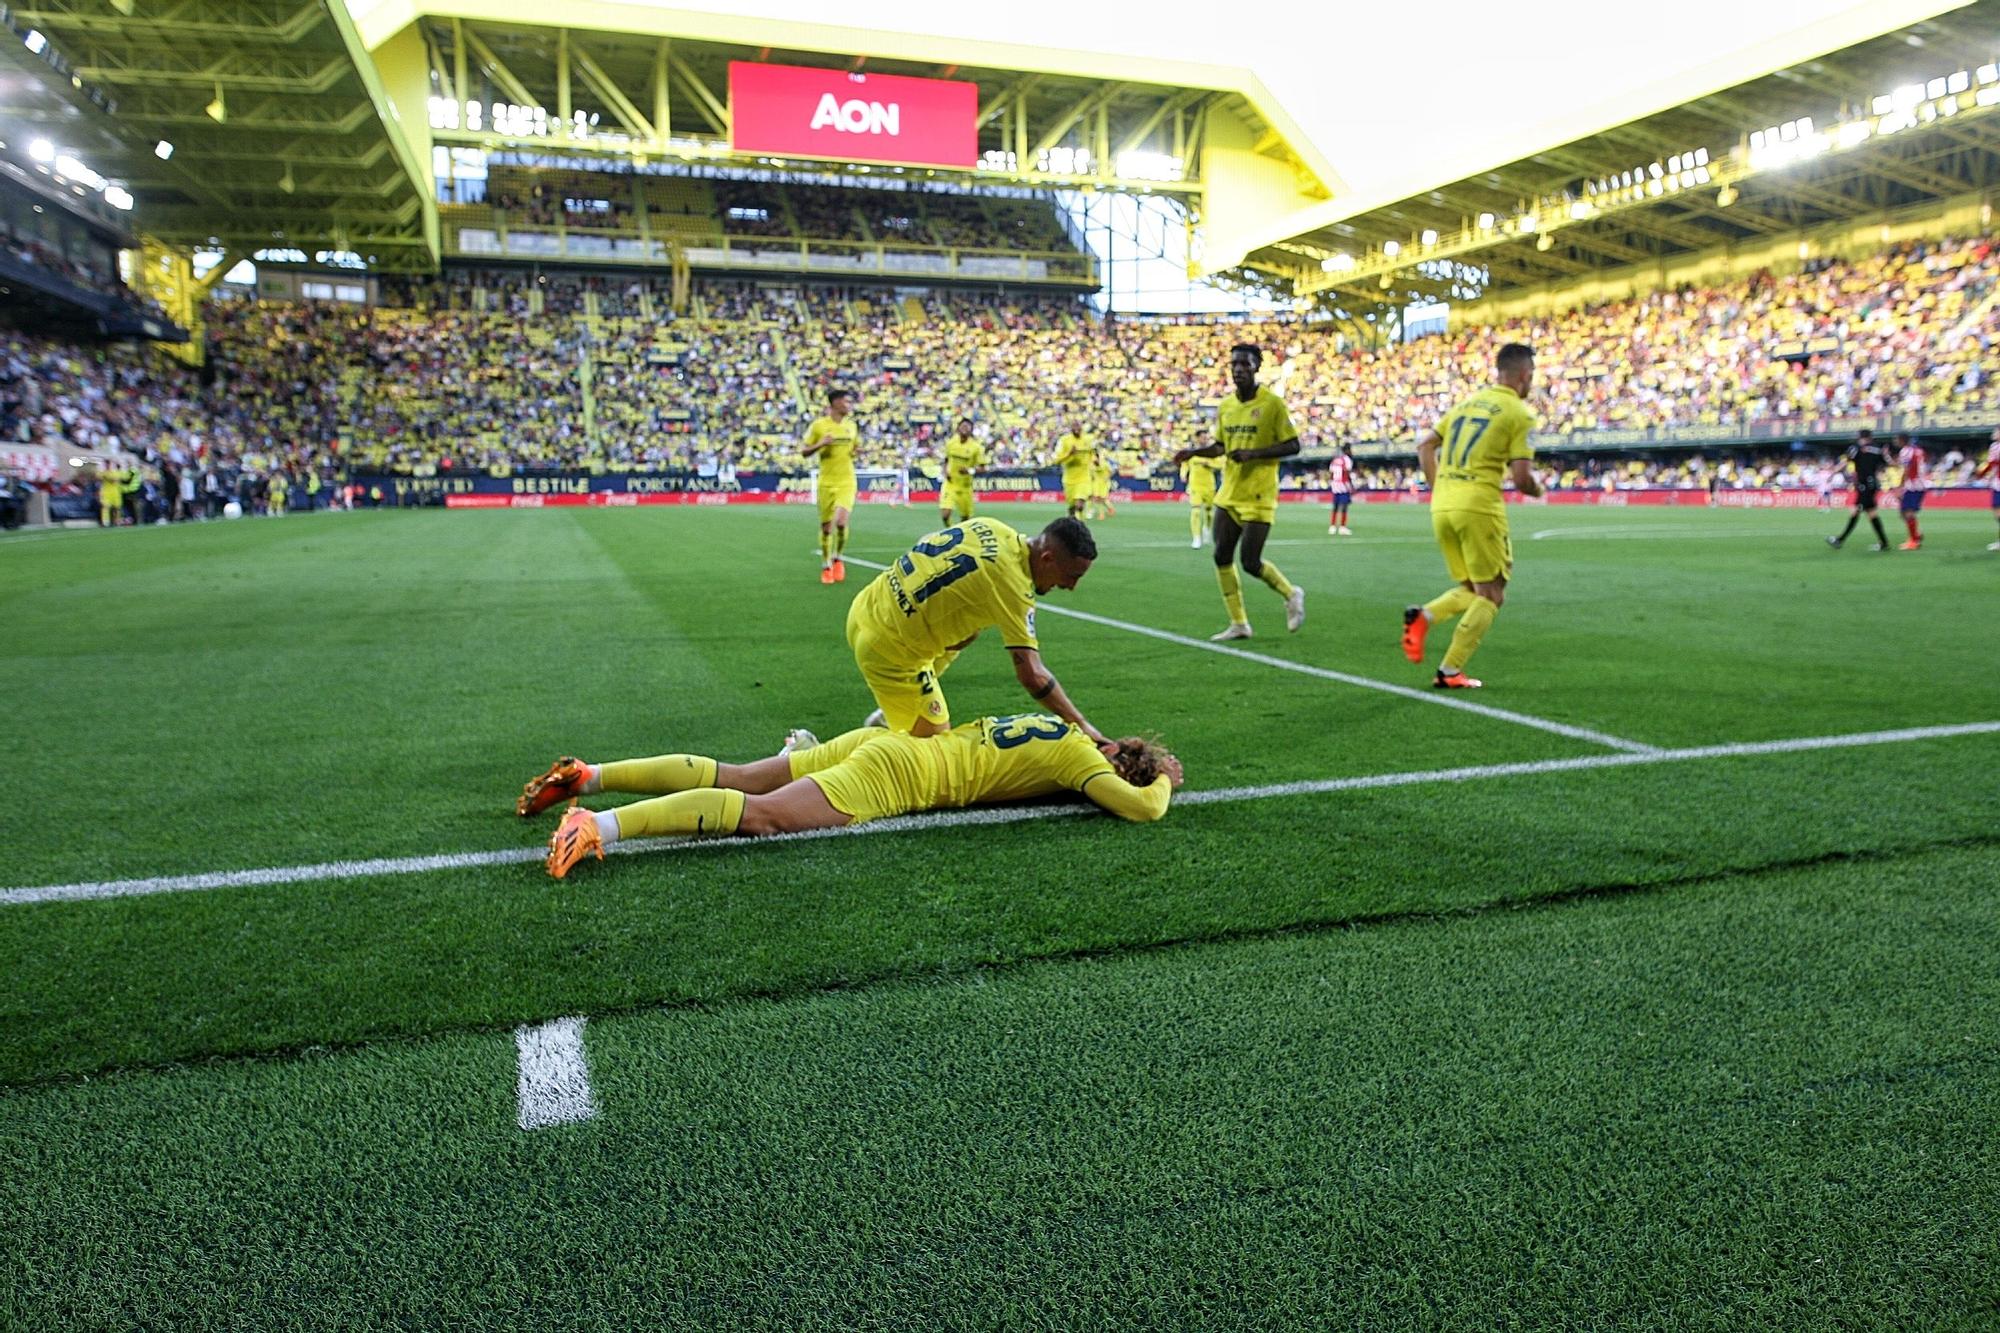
[2,501,1997,1323]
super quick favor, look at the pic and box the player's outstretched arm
[1009,647,1106,746]
[1172,440,1225,464]
[1078,744,1183,822]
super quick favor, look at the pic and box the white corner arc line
[842,554,1657,754]
[515,1016,598,1130]
[4,722,1995,909]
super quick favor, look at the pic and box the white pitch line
[4,721,1995,909]
[841,555,1657,754]
[515,1016,599,1130]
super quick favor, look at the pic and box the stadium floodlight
[27,138,53,163]
[1516,213,1538,233]
[103,186,133,210]
[23,29,46,54]
[1320,252,1355,272]
[1381,240,1400,257]
[1477,212,1495,230]
[154,139,173,160]
[1420,229,1438,246]
[1979,64,1998,84]
[1568,200,1593,219]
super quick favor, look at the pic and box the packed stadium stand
[8,231,1997,514]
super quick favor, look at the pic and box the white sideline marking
[515,1016,598,1130]
[4,721,1995,908]
[842,554,1657,754]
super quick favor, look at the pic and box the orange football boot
[518,756,590,818]
[1401,606,1429,664]
[833,558,847,582]
[546,804,605,880]
[1433,669,1483,690]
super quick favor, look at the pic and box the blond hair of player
[1053,422,1096,519]
[1171,343,1304,640]
[802,387,859,584]
[940,417,986,525]
[1401,342,1542,689]
[1180,447,1222,548]
[528,716,1184,877]
[847,515,1108,745]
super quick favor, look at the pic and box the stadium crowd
[4,233,1996,512]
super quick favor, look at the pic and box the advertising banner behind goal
[729,62,977,169]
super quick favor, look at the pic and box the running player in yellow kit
[1053,421,1095,519]
[1089,450,1115,520]
[847,515,1108,745]
[1172,343,1304,640]
[1401,343,1543,689]
[529,715,1184,877]
[940,417,986,525]
[802,388,859,584]
[1180,447,1222,548]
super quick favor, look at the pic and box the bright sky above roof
[564,0,1970,213]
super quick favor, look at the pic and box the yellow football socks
[597,754,717,795]
[1257,561,1295,599]
[834,525,848,554]
[1424,586,1478,623]
[1442,595,1498,672]
[1190,506,1204,541]
[613,787,745,840]
[818,530,832,563]
[1216,565,1247,624]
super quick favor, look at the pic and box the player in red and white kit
[1894,433,1927,551]
[1973,426,2000,551]
[1327,443,1355,536]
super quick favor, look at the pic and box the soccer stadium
[6,0,2000,1323]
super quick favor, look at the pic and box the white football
[223,500,243,519]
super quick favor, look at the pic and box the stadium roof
[0,1,437,270]
[1237,1,2000,307]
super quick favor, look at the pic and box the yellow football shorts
[847,621,951,732]
[941,482,975,515]
[805,731,944,823]
[1433,508,1513,584]
[1187,479,1216,505]
[1062,471,1090,504]
[817,482,857,525]
[1215,494,1276,527]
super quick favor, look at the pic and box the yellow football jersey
[1431,386,1534,517]
[804,415,860,486]
[1214,388,1297,511]
[849,517,1038,663]
[1182,454,1223,497]
[1055,432,1096,475]
[944,437,987,484]
[797,715,1171,824]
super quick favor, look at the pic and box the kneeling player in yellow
[1172,343,1304,640]
[847,515,1110,745]
[1401,342,1543,689]
[527,714,1184,878]
[802,387,859,584]
[939,417,985,525]
[1180,449,1221,548]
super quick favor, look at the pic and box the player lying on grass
[519,714,1183,879]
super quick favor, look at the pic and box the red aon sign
[729,62,977,169]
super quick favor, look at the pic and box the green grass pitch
[3,500,1997,1328]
